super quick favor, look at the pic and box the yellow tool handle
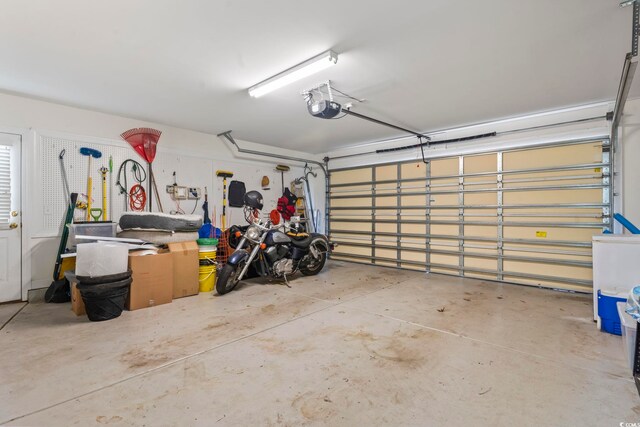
[102,175,107,221]
[86,176,93,221]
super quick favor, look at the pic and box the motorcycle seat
[289,235,313,248]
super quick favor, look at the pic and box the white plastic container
[67,222,117,248]
[592,235,640,321]
[617,301,637,371]
[75,242,129,277]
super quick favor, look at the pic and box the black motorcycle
[215,191,333,295]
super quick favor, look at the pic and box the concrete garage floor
[0,261,637,426]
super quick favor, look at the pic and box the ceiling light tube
[248,50,338,98]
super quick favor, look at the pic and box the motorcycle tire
[216,263,242,295]
[300,250,327,276]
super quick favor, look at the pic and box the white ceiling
[0,1,632,153]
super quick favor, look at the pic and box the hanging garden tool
[120,128,161,212]
[275,165,290,193]
[216,170,233,230]
[59,149,71,201]
[45,192,78,303]
[79,147,102,221]
[99,166,108,221]
[202,187,211,224]
[108,155,113,220]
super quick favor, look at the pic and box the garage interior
[1,1,640,425]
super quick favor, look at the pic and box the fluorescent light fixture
[248,50,338,98]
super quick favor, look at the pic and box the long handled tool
[99,166,108,221]
[45,192,78,303]
[108,156,113,220]
[216,170,233,230]
[202,187,211,224]
[120,128,161,212]
[59,149,70,201]
[80,147,102,221]
[276,164,290,193]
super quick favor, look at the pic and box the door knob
[9,223,18,229]
[10,211,18,217]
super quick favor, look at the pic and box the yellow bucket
[198,249,217,292]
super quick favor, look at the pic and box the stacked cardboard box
[71,241,201,315]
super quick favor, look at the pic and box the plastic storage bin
[617,302,637,371]
[75,242,129,278]
[598,290,627,335]
[67,221,117,248]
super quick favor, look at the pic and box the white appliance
[592,234,640,322]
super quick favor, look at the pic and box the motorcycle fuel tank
[265,230,291,245]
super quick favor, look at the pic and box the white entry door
[0,133,21,302]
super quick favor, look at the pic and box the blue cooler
[598,290,628,335]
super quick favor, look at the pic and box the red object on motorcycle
[270,209,281,225]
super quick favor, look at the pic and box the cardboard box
[127,250,174,310]
[70,279,86,316]
[167,241,199,298]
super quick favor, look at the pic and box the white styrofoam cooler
[592,235,640,321]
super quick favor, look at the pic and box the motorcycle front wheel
[216,262,244,295]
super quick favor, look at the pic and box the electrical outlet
[188,187,201,199]
[174,186,188,200]
[166,185,175,194]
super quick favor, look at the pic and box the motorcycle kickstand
[281,274,292,288]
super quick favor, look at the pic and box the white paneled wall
[35,131,305,237]
[0,92,322,299]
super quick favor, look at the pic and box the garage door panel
[465,192,497,205]
[333,244,371,258]
[331,168,372,185]
[375,165,397,181]
[503,144,601,170]
[464,225,497,238]
[465,272,499,281]
[376,223,397,233]
[331,197,372,208]
[465,154,497,173]
[464,256,497,271]
[431,253,459,266]
[332,221,371,232]
[431,194,458,206]
[431,224,458,236]
[503,188,601,205]
[376,248,397,260]
[401,223,426,234]
[431,158,459,176]
[376,197,397,208]
[503,226,597,242]
[402,251,426,263]
[400,195,426,205]
[329,140,609,293]
[401,162,427,179]
[503,260,592,280]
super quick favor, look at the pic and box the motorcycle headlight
[246,225,261,241]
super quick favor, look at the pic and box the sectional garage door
[328,139,612,293]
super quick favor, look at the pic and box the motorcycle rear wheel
[300,251,327,276]
[216,263,243,295]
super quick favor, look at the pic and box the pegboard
[35,131,306,237]
[38,134,133,236]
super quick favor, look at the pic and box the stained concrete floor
[0,261,637,426]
